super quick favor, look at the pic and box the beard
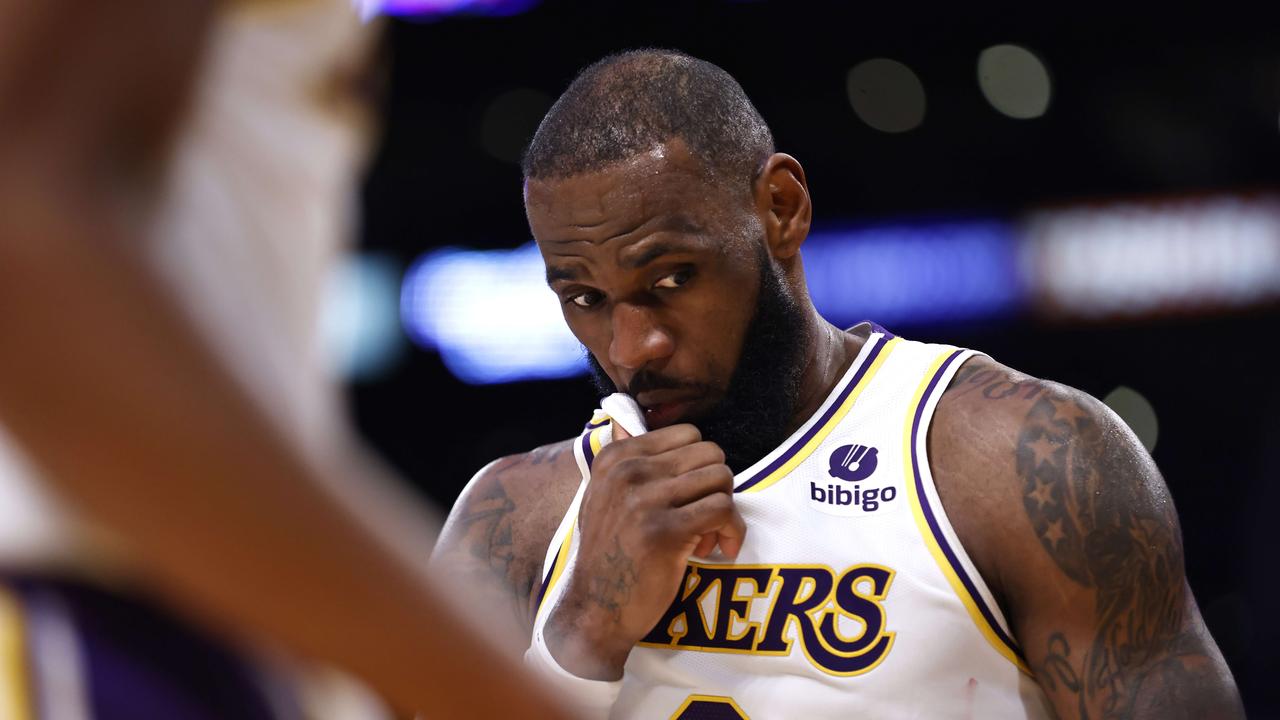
[586,244,811,474]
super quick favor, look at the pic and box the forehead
[524,143,736,242]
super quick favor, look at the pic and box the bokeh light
[846,58,927,133]
[480,88,552,164]
[1104,386,1160,452]
[977,44,1052,119]
[322,253,405,381]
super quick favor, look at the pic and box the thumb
[714,508,748,560]
[611,419,631,441]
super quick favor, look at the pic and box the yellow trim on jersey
[902,350,1032,676]
[536,421,613,620]
[740,337,901,495]
[0,588,33,720]
[536,519,576,620]
[589,423,607,456]
[669,694,750,719]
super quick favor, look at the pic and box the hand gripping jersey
[532,327,1054,719]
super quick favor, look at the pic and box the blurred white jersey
[534,327,1054,719]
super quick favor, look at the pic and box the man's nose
[608,302,674,372]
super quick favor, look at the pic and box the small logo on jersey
[829,444,879,482]
[809,444,897,515]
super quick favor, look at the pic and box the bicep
[1001,391,1242,719]
[433,452,571,652]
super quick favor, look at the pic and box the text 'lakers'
[638,562,896,676]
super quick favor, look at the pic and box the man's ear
[753,153,812,261]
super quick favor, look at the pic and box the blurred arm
[0,1,566,716]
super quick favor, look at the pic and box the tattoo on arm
[450,443,571,628]
[949,364,1048,403]
[582,537,638,622]
[457,471,518,578]
[454,466,522,605]
[1016,393,1239,719]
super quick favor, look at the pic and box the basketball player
[434,50,1245,718]
[0,0,565,716]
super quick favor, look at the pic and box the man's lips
[641,400,695,429]
[634,390,701,429]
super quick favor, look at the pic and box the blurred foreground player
[0,0,566,717]
[435,50,1244,718]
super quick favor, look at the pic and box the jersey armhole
[904,348,1033,676]
[533,418,608,628]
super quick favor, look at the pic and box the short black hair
[522,49,775,188]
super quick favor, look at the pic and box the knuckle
[714,463,735,489]
[611,457,647,484]
[675,423,702,443]
[594,439,625,465]
[705,492,734,517]
[696,441,725,465]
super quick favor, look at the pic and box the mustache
[621,369,716,398]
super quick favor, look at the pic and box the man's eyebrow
[619,240,691,270]
[545,264,580,284]
[544,215,707,282]
[620,232,712,270]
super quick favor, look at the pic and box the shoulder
[926,353,1161,602]
[930,353,1125,476]
[448,438,581,531]
[433,438,581,632]
[929,357,1243,716]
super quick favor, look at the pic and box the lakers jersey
[532,326,1054,719]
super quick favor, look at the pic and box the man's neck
[784,314,868,436]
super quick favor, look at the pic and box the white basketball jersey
[533,327,1054,719]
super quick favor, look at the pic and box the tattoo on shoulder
[529,442,567,466]
[456,471,519,584]
[947,362,1050,403]
[452,444,574,625]
[1015,393,1235,718]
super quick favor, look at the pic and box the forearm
[0,0,214,194]
[0,205,566,717]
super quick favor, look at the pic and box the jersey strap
[902,347,1032,675]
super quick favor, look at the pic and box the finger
[668,492,740,541]
[613,423,701,455]
[611,420,631,441]
[713,509,748,560]
[691,532,717,558]
[659,463,734,506]
[651,441,726,478]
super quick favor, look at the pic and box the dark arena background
[335,3,1279,713]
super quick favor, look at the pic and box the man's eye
[569,291,604,308]
[654,268,693,289]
